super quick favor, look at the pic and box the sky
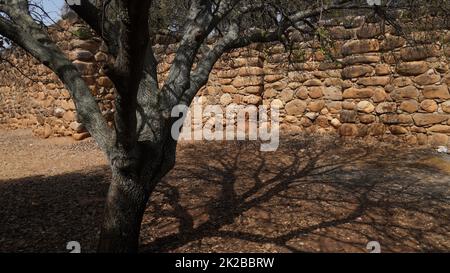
[41,0,65,23]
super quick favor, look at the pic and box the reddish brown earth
[0,129,449,253]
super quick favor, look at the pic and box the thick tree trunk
[97,166,152,253]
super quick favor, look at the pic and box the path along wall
[1,15,450,146]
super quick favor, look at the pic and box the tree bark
[97,165,152,253]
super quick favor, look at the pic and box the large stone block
[342,87,374,99]
[423,85,450,99]
[396,61,429,76]
[391,86,419,101]
[341,65,374,79]
[341,39,380,56]
[413,113,449,126]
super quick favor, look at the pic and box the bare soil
[0,129,449,253]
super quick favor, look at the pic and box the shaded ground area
[0,129,449,252]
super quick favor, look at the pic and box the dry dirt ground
[0,129,449,253]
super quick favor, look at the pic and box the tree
[0,0,447,252]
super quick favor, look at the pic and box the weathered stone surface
[342,87,374,99]
[73,132,91,141]
[429,133,449,147]
[341,65,373,79]
[380,114,413,124]
[238,67,264,76]
[441,101,450,113]
[217,70,238,78]
[359,114,376,124]
[357,76,390,86]
[285,99,306,115]
[413,70,441,85]
[68,49,94,61]
[223,85,238,94]
[271,99,284,109]
[326,102,342,114]
[338,123,358,136]
[399,100,419,113]
[356,101,375,113]
[341,39,380,56]
[376,102,397,114]
[330,118,341,128]
[391,86,419,101]
[308,87,324,99]
[422,85,450,99]
[389,125,408,135]
[380,34,405,51]
[343,54,380,65]
[420,100,438,112]
[278,89,294,103]
[357,24,382,39]
[70,39,98,52]
[400,45,440,61]
[342,101,356,110]
[295,87,309,100]
[396,61,429,76]
[303,79,322,86]
[329,26,354,39]
[428,125,450,133]
[372,88,388,102]
[232,76,263,88]
[323,87,343,100]
[340,110,357,123]
[264,74,284,83]
[413,113,449,126]
[243,95,262,105]
[72,60,96,75]
[392,77,413,87]
[368,124,385,136]
[375,64,391,75]
[308,100,325,112]
[220,94,233,106]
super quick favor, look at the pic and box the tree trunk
[97,166,152,253]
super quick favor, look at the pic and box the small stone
[376,102,397,114]
[399,100,419,113]
[356,101,375,113]
[308,87,324,99]
[389,125,408,135]
[285,99,307,115]
[441,101,450,113]
[359,114,376,124]
[43,124,52,139]
[220,94,233,106]
[420,100,438,112]
[72,132,91,141]
[331,118,341,128]
[308,100,325,112]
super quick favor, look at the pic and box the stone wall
[1,16,450,146]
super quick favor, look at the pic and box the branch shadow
[0,166,110,253]
[140,136,450,253]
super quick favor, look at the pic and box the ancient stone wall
[1,16,450,146]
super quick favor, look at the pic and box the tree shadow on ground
[0,167,110,253]
[0,136,448,253]
[141,136,450,253]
